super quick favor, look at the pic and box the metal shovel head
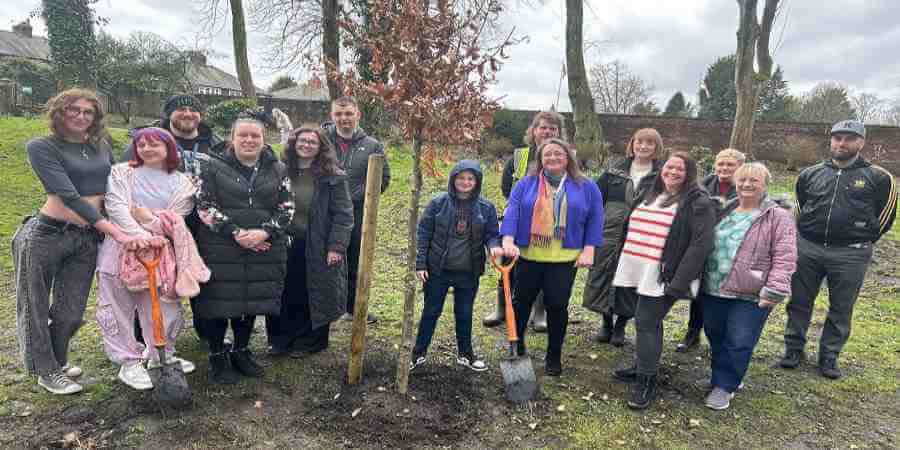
[147,358,192,411]
[500,355,538,404]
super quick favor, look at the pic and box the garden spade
[136,247,192,413]
[490,255,538,404]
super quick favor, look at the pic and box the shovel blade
[500,356,538,404]
[148,363,192,411]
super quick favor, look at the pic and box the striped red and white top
[612,198,678,297]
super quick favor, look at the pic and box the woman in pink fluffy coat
[96,127,209,391]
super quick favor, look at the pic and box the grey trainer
[705,387,734,410]
[38,371,83,395]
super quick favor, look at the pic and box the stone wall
[506,110,900,174]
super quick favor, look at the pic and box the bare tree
[197,0,257,100]
[589,60,653,114]
[883,102,900,126]
[730,0,780,156]
[798,82,856,124]
[566,0,605,163]
[851,91,885,124]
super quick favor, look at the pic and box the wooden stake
[347,154,385,385]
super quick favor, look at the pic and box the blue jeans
[701,292,772,393]
[413,271,479,356]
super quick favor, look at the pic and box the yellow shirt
[521,238,580,263]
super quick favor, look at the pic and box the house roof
[186,63,268,95]
[269,84,329,101]
[0,30,50,61]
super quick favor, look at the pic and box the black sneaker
[675,328,701,352]
[230,349,264,378]
[818,356,842,379]
[267,345,290,358]
[613,365,638,383]
[457,352,488,372]
[627,374,657,410]
[779,349,805,369]
[409,353,426,371]
[208,351,239,384]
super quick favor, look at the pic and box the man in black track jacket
[780,120,897,379]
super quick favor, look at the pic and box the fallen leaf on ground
[556,405,566,412]
[589,354,598,360]
[333,393,341,400]
[528,423,537,430]
[689,419,701,428]
[351,408,362,418]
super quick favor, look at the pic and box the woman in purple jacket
[698,162,797,410]
[500,138,604,376]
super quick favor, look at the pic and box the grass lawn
[0,116,897,448]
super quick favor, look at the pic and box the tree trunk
[730,0,779,156]
[229,0,256,102]
[565,0,605,164]
[397,131,423,395]
[322,0,342,100]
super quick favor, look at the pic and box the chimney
[187,51,207,66]
[12,20,32,39]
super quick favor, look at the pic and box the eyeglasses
[64,106,96,118]
[297,138,320,147]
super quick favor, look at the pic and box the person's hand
[198,210,215,226]
[327,251,343,266]
[250,241,271,252]
[148,236,168,248]
[236,229,269,248]
[758,298,777,309]
[131,206,154,224]
[117,234,145,250]
[575,246,595,268]
[501,241,519,259]
[157,210,179,235]
[416,270,429,283]
[489,247,504,259]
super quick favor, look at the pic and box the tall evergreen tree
[664,91,687,116]
[698,55,737,120]
[40,0,102,88]
[757,67,793,121]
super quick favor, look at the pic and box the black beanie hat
[163,94,202,118]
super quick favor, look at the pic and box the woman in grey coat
[266,126,354,358]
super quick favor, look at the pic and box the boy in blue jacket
[411,160,503,372]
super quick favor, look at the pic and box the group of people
[12,89,896,414]
[14,89,389,393]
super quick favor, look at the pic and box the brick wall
[507,110,900,174]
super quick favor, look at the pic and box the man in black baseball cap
[780,119,897,379]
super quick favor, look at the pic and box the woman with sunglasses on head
[265,126,353,358]
[13,88,144,395]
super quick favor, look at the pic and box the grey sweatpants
[784,236,873,360]
[12,216,99,375]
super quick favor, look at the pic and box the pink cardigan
[718,199,797,303]
[97,163,210,300]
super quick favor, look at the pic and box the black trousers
[345,205,364,313]
[513,258,577,363]
[198,316,256,354]
[266,239,330,352]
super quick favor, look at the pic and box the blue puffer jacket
[415,160,501,276]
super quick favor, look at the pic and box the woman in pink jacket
[698,162,797,410]
[96,127,209,391]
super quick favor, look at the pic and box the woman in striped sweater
[609,151,715,410]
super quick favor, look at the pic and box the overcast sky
[4,0,899,112]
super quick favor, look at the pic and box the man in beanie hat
[121,94,223,346]
[779,119,897,379]
[122,94,223,176]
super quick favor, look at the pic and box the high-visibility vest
[513,146,530,181]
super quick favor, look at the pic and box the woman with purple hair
[95,127,206,391]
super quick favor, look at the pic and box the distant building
[185,51,269,98]
[269,77,328,101]
[0,21,50,62]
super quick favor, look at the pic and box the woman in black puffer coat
[194,116,294,384]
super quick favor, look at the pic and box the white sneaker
[61,364,83,378]
[147,356,196,374]
[118,362,153,391]
[38,371,83,395]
